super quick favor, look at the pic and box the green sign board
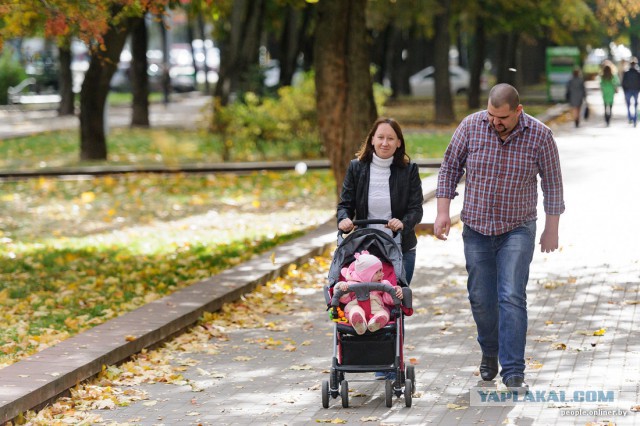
[546,46,581,102]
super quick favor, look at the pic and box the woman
[337,117,423,285]
[566,68,586,127]
[600,62,619,126]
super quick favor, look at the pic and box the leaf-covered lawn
[0,170,336,368]
[18,255,331,425]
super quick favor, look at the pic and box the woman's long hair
[356,117,410,167]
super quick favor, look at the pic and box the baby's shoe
[350,311,367,335]
[367,313,388,332]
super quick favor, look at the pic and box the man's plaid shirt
[436,110,565,236]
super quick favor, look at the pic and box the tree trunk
[495,31,518,86]
[57,43,75,116]
[298,5,316,72]
[388,25,411,97]
[197,15,211,95]
[468,13,485,110]
[213,0,266,104]
[315,0,377,197]
[160,18,171,105]
[279,5,301,87]
[79,17,131,161]
[130,16,150,127]
[434,0,455,124]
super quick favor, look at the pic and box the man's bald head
[489,83,520,111]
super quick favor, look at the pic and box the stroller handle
[330,282,402,307]
[353,219,389,226]
[337,218,402,243]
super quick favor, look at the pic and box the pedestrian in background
[434,83,565,391]
[600,62,619,126]
[622,57,640,127]
[566,67,587,127]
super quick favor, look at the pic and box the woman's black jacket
[336,159,424,253]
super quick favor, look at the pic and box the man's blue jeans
[462,221,536,383]
[624,89,639,123]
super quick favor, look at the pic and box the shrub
[0,48,27,105]
[210,72,389,161]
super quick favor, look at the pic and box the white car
[409,65,473,97]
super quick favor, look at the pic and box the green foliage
[212,71,322,161]
[0,47,27,105]
[211,71,390,162]
[0,170,337,365]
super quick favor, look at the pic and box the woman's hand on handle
[338,218,354,233]
[386,218,404,233]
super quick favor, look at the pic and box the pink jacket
[338,279,397,306]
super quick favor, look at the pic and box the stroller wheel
[340,380,349,408]
[404,379,413,407]
[385,379,393,407]
[322,380,330,408]
[406,365,416,395]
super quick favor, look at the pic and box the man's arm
[539,214,560,253]
[433,198,452,241]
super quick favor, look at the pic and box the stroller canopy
[328,227,406,287]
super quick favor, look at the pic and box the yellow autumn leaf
[447,403,467,410]
[593,328,606,336]
[252,200,261,208]
[233,356,254,362]
[290,364,312,370]
[81,192,96,203]
[0,288,9,304]
[64,317,79,330]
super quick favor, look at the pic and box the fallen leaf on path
[593,328,606,336]
[290,364,312,370]
[447,403,467,410]
[233,356,254,361]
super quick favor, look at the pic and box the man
[622,57,640,127]
[433,83,565,390]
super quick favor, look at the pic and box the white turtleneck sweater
[368,153,393,235]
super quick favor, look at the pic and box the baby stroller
[321,219,415,408]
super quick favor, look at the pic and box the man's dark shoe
[479,355,498,381]
[505,376,529,390]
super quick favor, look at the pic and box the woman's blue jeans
[402,248,416,285]
[462,221,536,383]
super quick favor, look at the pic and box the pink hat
[347,252,382,283]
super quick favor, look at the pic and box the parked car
[409,65,483,97]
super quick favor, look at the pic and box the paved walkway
[2,89,639,426]
[72,91,639,425]
[0,93,209,140]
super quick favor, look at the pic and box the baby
[338,251,403,335]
